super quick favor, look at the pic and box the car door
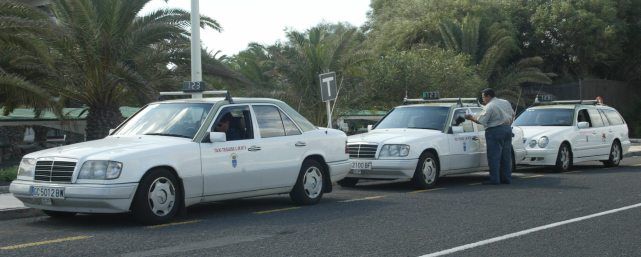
[587,108,608,156]
[573,108,597,158]
[470,107,488,168]
[446,108,482,172]
[250,104,305,189]
[598,108,615,151]
[200,104,262,196]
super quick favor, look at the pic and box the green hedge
[0,166,17,182]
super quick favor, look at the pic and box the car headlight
[538,136,549,148]
[379,144,410,157]
[78,161,122,180]
[17,158,36,178]
[529,140,537,148]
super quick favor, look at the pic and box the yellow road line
[339,195,386,203]
[468,182,482,186]
[565,170,582,174]
[0,236,92,250]
[410,188,445,194]
[146,219,201,229]
[521,175,544,179]
[254,207,300,214]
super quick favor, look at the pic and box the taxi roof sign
[422,91,440,100]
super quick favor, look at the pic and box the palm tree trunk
[85,105,123,141]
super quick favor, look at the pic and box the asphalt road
[1,157,640,257]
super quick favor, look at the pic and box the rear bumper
[328,160,351,182]
[345,158,419,180]
[10,180,138,213]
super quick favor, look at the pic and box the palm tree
[0,1,57,115]
[439,15,554,102]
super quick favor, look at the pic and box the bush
[0,166,17,182]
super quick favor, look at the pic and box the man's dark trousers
[485,125,513,184]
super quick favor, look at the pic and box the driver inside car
[214,113,242,141]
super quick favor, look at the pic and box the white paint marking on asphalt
[418,202,641,257]
[121,235,271,257]
[339,195,385,203]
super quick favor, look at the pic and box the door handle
[248,146,262,152]
[472,136,480,141]
[295,142,307,147]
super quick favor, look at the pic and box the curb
[625,151,641,158]
[630,138,640,144]
[0,207,43,221]
[0,186,8,194]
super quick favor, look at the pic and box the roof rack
[533,99,600,106]
[403,97,480,107]
[159,90,234,104]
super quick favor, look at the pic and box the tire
[42,210,76,219]
[337,177,359,187]
[290,159,325,205]
[603,141,622,167]
[412,152,440,189]
[131,169,181,225]
[554,143,572,172]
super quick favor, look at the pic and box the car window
[115,103,213,138]
[514,108,574,126]
[470,108,485,131]
[587,109,604,127]
[598,109,610,126]
[375,106,449,131]
[602,109,625,125]
[253,105,286,138]
[577,109,592,127]
[451,109,474,133]
[281,111,302,136]
[211,105,254,141]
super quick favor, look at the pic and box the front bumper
[10,180,138,213]
[520,148,559,166]
[345,158,419,180]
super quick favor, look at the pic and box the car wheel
[603,142,622,167]
[412,152,439,189]
[42,210,76,219]
[554,143,572,172]
[337,177,359,187]
[290,159,324,205]
[131,169,180,225]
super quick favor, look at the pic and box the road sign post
[319,72,337,128]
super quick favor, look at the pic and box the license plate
[31,186,65,199]
[351,161,372,170]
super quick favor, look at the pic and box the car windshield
[375,106,449,130]
[114,103,213,138]
[514,108,574,126]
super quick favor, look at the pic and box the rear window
[602,109,625,125]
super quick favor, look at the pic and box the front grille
[35,160,76,182]
[348,144,378,159]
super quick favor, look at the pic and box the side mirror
[209,132,227,143]
[108,129,115,135]
[367,125,373,132]
[577,122,590,129]
[451,126,464,134]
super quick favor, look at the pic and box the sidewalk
[0,142,640,220]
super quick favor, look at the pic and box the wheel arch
[303,154,333,193]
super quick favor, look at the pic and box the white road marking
[418,202,641,257]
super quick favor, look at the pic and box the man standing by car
[465,88,515,185]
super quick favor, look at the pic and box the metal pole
[190,0,203,99]
[326,101,332,128]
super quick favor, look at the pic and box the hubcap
[303,167,323,199]
[560,147,570,169]
[148,177,176,217]
[422,158,437,184]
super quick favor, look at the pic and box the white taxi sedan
[340,99,526,188]
[514,101,631,172]
[10,96,350,224]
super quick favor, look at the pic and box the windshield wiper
[144,133,192,139]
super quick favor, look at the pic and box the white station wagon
[514,100,631,171]
[341,98,526,188]
[10,92,350,224]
